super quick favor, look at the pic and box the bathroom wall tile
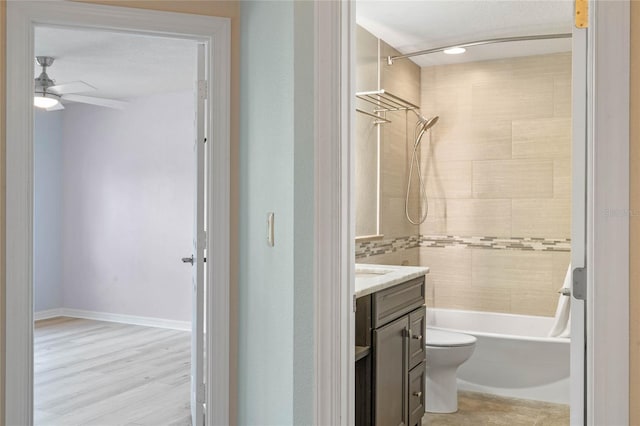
[425,160,472,199]
[553,158,572,199]
[359,247,420,267]
[552,251,572,290]
[420,246,472,287]
[473,159,554,199]
[380,196,421,239]
[437,59,512,87]
[380,41,421,106]
[355,26,378,93]
[433,283,511,314]
[439,199,512,237]
[511,76,555,120]
[471,81,515,122]
[510,288,558,317]
[553,75,572,118]
[427,119,512,162]
[355,26,381,237]
[512,118,572,159]
[418,198,447,236]
[512,52,572,78]
[421,66,436,89]
[471,249,553,290]
[399,52,571,317]
[355,113,379,237]
[512,199,571,238]
[421,245,472,309]
[381,110,413,197]
[434,84,473,121]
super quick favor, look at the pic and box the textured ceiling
[35,26,197,100]
[356,0,574,67]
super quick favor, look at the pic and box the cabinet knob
[413,391,422,398]
[412,334,422,340]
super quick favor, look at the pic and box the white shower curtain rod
[387,33,572,65]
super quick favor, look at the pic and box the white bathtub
[428,308,570,405]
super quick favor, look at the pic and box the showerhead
[422,115,439,131]
[412,111,439,132]
[414,114,439,147]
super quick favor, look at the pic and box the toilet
[425,327,477,413]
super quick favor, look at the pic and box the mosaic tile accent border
[355,235,571,259]
[420,235,571,252]
[355,235,421,259]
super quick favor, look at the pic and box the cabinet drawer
[408,362,426,426]
[373,276,425,328]
[409,306,426,370]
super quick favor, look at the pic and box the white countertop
[355,264,429,298]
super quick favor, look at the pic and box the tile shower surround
[354,32,572,317]
[355,235,571,260]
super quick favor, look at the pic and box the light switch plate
[267,212,275,247]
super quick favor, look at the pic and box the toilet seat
[426,328,476,347]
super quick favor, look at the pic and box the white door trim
[5,2,231,425]
[587,1,630,424]
[314,1,355,425]
[316,0,631,424]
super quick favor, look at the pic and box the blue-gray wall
[238,1,314,424]
[34,109,64,312]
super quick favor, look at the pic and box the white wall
[34,109,64,312]
[238,1,314,424]
[61,91,195,322]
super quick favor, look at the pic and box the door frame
[314,1,630,425]
[4,2,231,425]
[584,1,630,424]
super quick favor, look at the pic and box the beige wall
[355,26,421,266]
[419,53,572,316]
[630,1,640,423]
[379,39,421,244]
[0,1,239,424]
[355,26,379,237]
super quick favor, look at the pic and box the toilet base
[426,366,459,413]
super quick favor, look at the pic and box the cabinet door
[408,362,426,426]
[374,315,409,426]
[408,307,426,370]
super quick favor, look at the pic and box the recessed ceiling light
[443,47,466,55]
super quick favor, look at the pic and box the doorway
[313,1,631,425]
[33,25,199,425]
[5,2,231,425]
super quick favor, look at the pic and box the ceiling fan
[34,56,127,111]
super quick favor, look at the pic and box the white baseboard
[33,308,191,331]
[34,308,66,321]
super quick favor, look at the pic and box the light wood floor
[34,317,191,426]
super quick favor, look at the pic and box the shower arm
[387,33,572,65]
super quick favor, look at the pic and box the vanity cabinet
[356,276,426,426]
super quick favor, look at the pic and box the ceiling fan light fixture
[33,93,60,109]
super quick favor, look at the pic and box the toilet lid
[426,328,477,347]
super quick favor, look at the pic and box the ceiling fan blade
[62,94,127,110]
[49,81,96,95]
[46,103,65,111]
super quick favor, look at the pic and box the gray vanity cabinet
[408,361,426,426]
[374,315,409,426]
[356,276,426,426]
[408,309,426,370]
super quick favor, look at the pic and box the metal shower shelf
[355,89,420,113]
[355,108,391,124]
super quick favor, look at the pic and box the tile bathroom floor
[424,391,570,426]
